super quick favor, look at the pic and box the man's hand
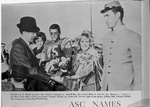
[51,76,64,83]
[48,79,56,86]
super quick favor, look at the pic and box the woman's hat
[17,16,40,32]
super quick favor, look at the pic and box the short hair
[33,32,47,44]
[49,24,61,33]
[111,6,124,22]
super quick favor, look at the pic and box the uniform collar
[112,24,126,36]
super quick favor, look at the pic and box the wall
[2,1,141,50]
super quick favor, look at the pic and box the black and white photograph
[1,0,149,107]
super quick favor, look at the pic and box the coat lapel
[19,38,39,67]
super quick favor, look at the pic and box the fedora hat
[100,1,122,13]
[17,16,40,32]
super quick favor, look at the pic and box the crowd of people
[2,23,103,91]
[1,1,141,91]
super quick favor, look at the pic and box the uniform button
[109,53,112,55]
[110,47,112,49]
[108,65,111,68]
[111,41,114,43]
[108,72,110,74]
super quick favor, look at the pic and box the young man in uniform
[100,1,141,91]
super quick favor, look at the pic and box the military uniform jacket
[102,25,141,91]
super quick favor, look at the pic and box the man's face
[103,10,118,29]
[49,29,60,42]
[28,32,36,43]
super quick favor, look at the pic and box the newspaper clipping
[1,0,149,107]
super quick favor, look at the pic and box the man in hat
[10,16,56,91]
[100,1,141,91]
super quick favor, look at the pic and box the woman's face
[35,37,44,47]
[80,36,90,52]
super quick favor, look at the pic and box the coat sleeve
[11,44,51,83]
[129,33,142,90]
[11,44,32,69]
